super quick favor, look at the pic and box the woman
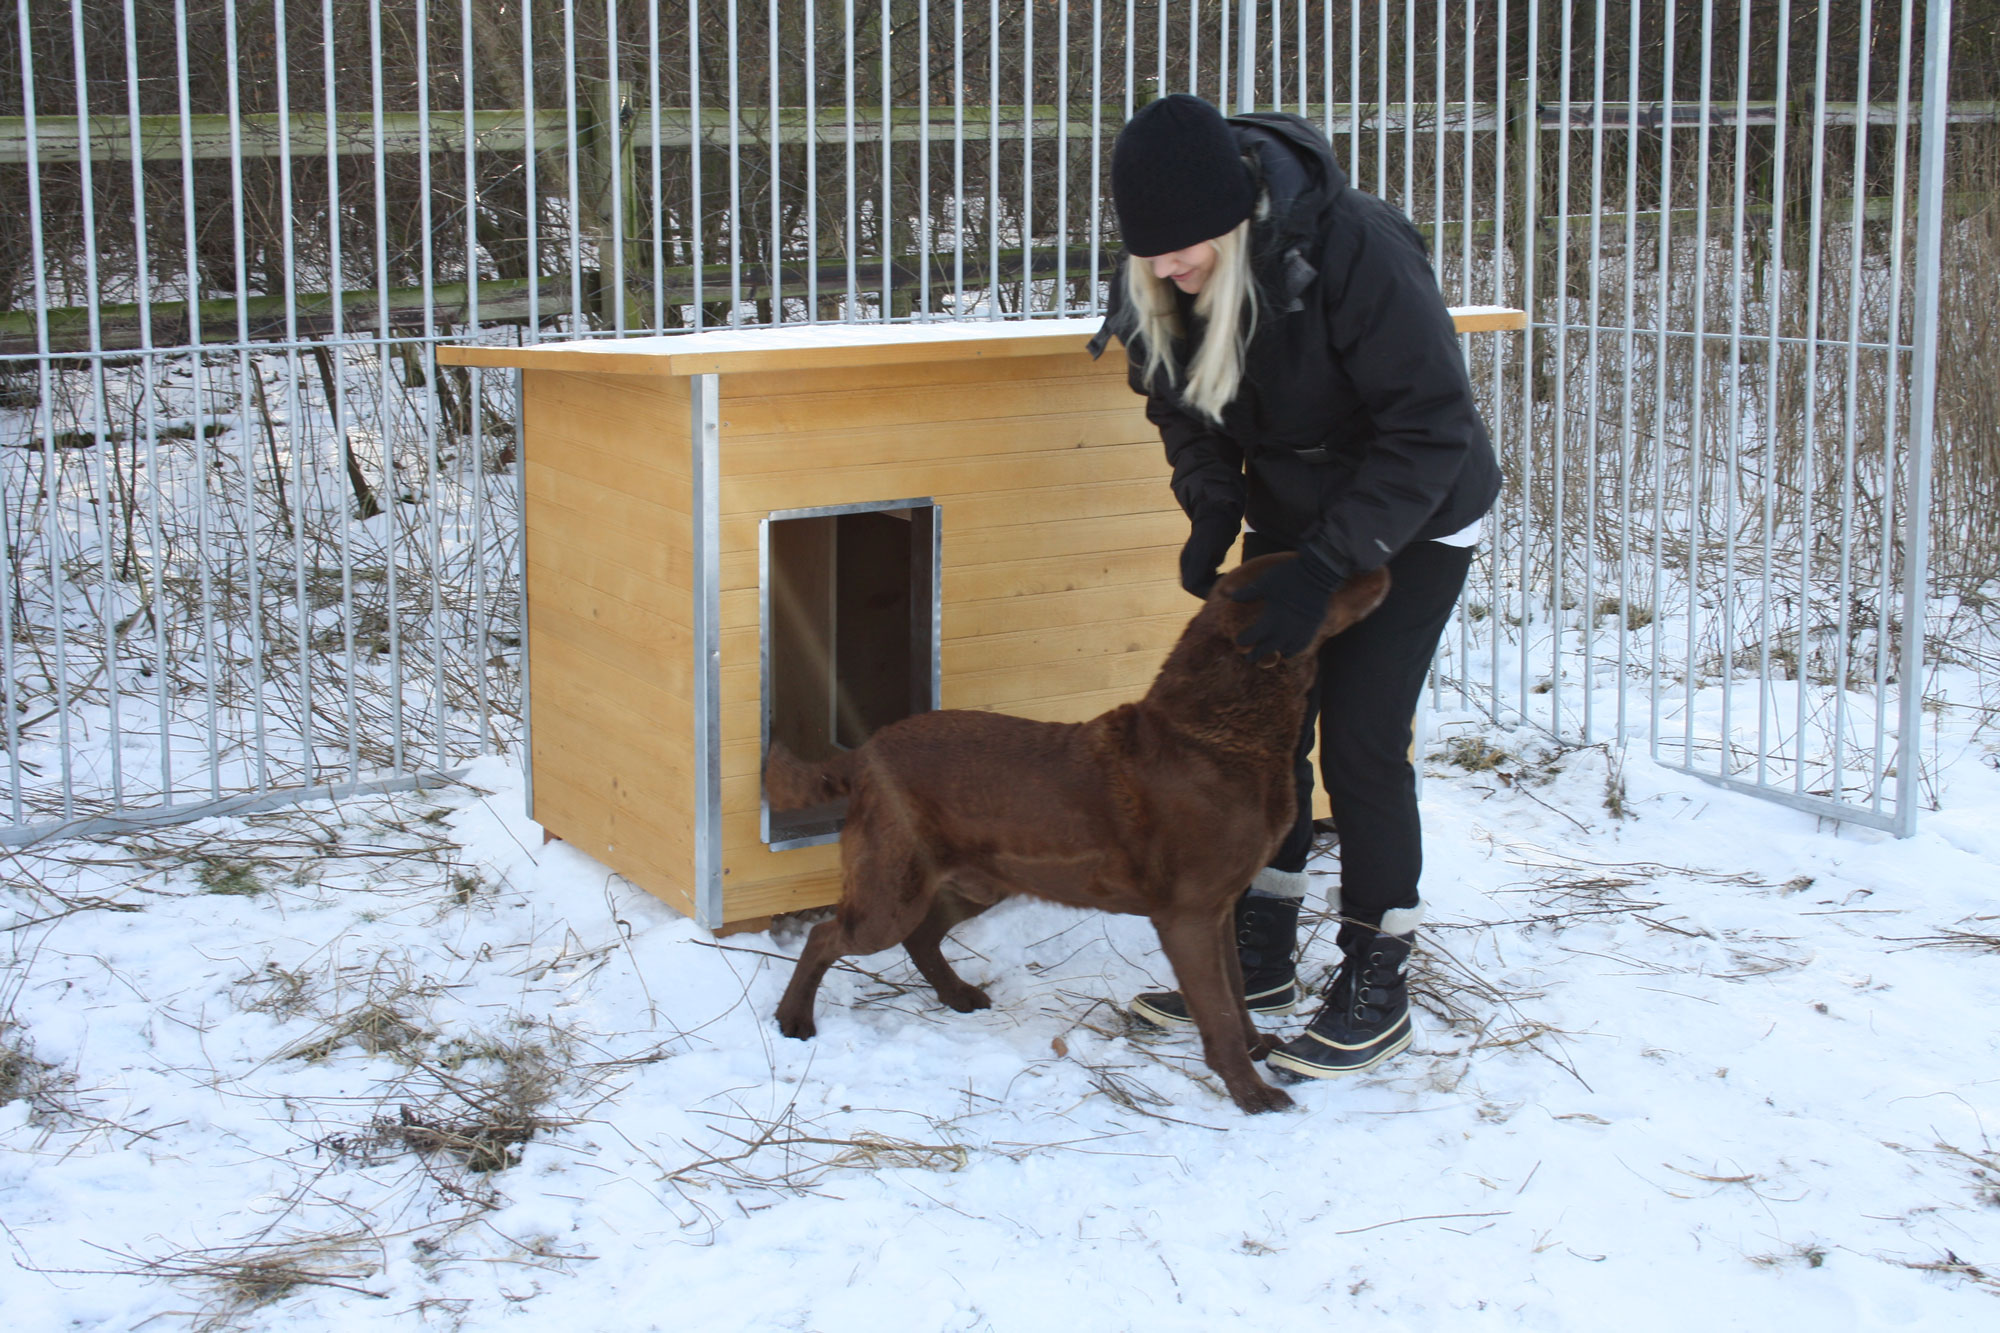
[1090,94,1498,1079]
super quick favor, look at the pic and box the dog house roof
[438,309,1524,378]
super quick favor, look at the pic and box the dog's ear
[1323,567,1392,638]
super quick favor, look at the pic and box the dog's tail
[764,741,859,810]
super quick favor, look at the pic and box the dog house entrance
[761,500,941,850]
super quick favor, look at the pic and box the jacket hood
[1229,113,1349,314]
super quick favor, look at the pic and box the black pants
[1244,533,1474,927]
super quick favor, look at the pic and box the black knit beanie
[1111,94,1256,257]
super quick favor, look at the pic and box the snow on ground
[2,682,1998,1330]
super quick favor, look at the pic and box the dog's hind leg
[900,886,996,1014]
[1153,914,1295,1115]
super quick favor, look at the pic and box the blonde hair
[1123,218,1259,424]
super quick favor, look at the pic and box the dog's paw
[939,984,992,1013]
[775,1011,817,1040]
[1232,1079,1297,1115]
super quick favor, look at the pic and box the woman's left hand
[1230,549,1346,660]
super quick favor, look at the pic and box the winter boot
[1130,892,1300,1028]
[1265,922,1415,1079]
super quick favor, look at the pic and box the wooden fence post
[580,77,640,330]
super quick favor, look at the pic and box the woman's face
[1143,241,1219,295]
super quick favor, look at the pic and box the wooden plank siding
[522,370,702,919]
[714,349,1174,918]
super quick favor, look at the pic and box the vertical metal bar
[695,0,712,326]
[67,0,119,807]
[1220,0,1232,110]
[957,0,968,313]
[1349,0,1360,179]
[1453,0,1474,704]
[607,0,627,333]
[275,0,313,788]
[1431,0,1444,298]
[1874,0,1918,813]
[14,0,63,816]
[1518,0,1536,731]
[1297,0,1306,115]
[1680,0,1714,771]
[1895,0,1954,836]
[880,0,892,318]
[990,0,1001,316]
[731,1,745,323]
[1270,0,1281,107]
[1757,0,1792,788]
[170,0,220,801]
[1615,0,1640,742]
[1156,0,1167,103]
[1176,0,1192,98]
[1401,0,1414,215]
[1488,0,1505,724]
[563,0,584,329]
[368,0,404,776]
[418,3,447,772]
[1719,0,1754,781]
[463,0,491,751]
[1323,0,1333,141]
[690,374,724,925]
[1580,0,1608,745]
[1,0,22,816]
[845,0,859,315]
[650,0,666,331]
[515,370,532,816]
[1022,0,1035,314]
[1374,0,1386,190]
[523,0,540,333]
[1794,2,1832,794]
[1089,0,1102,314]
[1048,0,1064,308]
[1647,0,1675,761]
[921,0,934,318]
[771,0,784,322]
[327,0,357,784]
[1830,0,1877,803]
[224,0,272,791]
[121,0,169,801]
[1549,0,1570,741]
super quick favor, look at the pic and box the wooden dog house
[440,310,1524,931]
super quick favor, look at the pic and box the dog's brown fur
[768,554,1390,1114]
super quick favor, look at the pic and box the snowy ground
[3,680,1999,1330]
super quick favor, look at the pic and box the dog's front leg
[776,917,847,1039]
[1218,915,1280,1061]
[1153,915,1295,1115]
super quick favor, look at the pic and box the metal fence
[0,1,1963,843]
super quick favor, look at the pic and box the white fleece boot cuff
[1378,903,1426,938]
[1246,867,1310,900]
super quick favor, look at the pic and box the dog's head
[1209,553,1392,662]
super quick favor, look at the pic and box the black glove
[1178,511,1241,599]
[1231,546,1348,661]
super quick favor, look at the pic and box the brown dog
[767,554,1390,1114]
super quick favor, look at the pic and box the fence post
[1895,0,1954,836]
[1508,75,1551,400]
[579,77,639,330]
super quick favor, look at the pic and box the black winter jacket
[1089,113,1500,577]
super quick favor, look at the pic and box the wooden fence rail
[3,99,1993,166]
